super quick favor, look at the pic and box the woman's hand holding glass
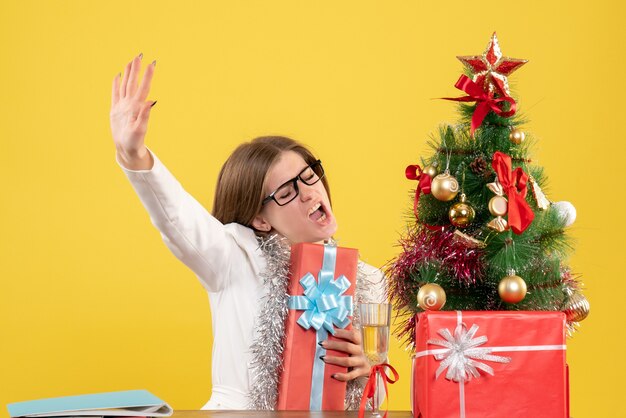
[320,328,371,382]
[110,53,157,170]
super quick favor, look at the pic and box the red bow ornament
[442,75,517,137]
[492,151,534,234]
[405,164,432,219]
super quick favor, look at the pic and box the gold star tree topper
[457,32,528,95]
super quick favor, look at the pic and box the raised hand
[110,53,156,169]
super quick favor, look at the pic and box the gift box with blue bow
[277,242,358,411]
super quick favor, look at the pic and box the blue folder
[7,390,173,418]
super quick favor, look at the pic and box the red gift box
[411,311,569,418]
[277,243,358,410]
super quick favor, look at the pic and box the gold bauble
[563,292,590,322]
[488,195,508,216]
[498,274,527,304]
[430,171,459,201]
[417,283,447,311]
[449,194,475,228]
[423,165,438,178]
[509,129,526,144]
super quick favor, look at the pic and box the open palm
[110,53,156,159]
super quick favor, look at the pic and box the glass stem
[373,369,380,416]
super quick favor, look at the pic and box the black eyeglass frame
[261,160,325,206]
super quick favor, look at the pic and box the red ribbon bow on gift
[442,75,517,137]
[358,363,400,418]
[405,164,432,219]
[492,151,534,234]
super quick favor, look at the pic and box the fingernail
[152,60,157,67]
[331,374,338,380]
[139,52,143,60]
[318,341,325,347]
[151,101,157,107]
[319,356,325,361]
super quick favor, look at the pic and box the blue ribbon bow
[288,272,353,335]
[287,244,354,410]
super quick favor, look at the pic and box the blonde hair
[212,136,331,233]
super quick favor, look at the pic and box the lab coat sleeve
[116,147,234,292]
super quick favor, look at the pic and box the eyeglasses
[262,160,325,206]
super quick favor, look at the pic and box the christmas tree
[387,33,589,350]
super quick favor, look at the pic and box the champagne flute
[359,303,391,417]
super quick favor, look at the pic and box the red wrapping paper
[277,243,358,410]
[412,311,568,418]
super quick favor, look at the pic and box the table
[173,411,413,418]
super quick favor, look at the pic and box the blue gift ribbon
[287,244,354,410]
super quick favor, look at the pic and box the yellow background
[1,1,623,416]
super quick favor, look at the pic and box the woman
[109,53,385,410]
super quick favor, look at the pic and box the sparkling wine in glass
[359,303,391,417]
[362,323,390,365]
